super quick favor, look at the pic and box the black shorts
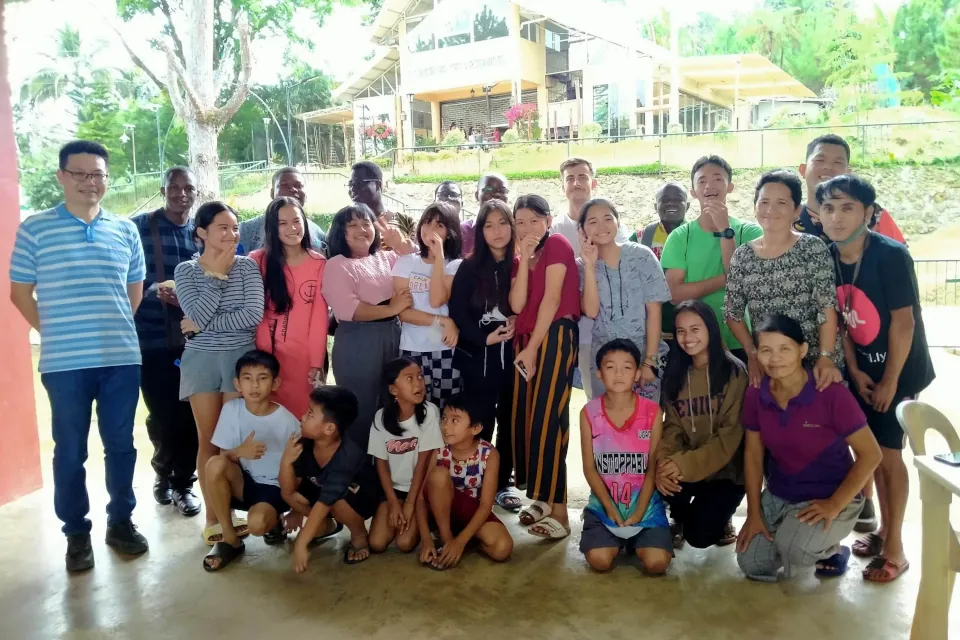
[578,510,674,555]
[379,489,409,503]
[230,470,288,515]
[304,482,380,521]
[856,392,913,450]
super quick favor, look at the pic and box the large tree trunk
[185,119,220,202]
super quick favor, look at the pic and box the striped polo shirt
[10,204,146,373]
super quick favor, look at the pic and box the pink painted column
[0,0,43,505]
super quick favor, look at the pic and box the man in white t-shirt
[202,351,301,571]
[550,157,629,399]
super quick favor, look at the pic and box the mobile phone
[515,361,529,381]
[934,452,960,467]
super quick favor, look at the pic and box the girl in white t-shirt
[368,357,444,553]
[392,201,464,405]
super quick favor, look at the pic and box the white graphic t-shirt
[392,253,462,352]
[368,402,444,492]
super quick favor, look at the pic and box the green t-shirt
[660,216,763,350]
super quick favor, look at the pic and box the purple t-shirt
[460,219,476,258]
[741,372,867,503]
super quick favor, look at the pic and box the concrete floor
[2,353,960,639]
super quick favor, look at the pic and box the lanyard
[834,232,870,320]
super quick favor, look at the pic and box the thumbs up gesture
[236,431,266,460]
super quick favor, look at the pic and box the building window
[475,3,509,41]
[521,23,538,42]
[545,29,562,52]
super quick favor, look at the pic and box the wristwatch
[713,228,735,239]
[819,350,834,359]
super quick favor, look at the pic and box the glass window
[545,29,562,52]
[593,84,609,131]
[521,23,538,42]
[475,3,509,42]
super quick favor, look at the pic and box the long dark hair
[662,299,742,403]
[380,357,428,437]
[327,203,381,259]
[513,194,552,251]
[416,201,462,260]
[262,197,310,314]
[469,199,515,312]
[578,197,620,229]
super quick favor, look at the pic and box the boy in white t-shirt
[202,350,301,572]
[392,201,464,405]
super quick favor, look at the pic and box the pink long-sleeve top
[250,249,329,370]
[321,250,399,322]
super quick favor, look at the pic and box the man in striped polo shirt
[10,140,149,573]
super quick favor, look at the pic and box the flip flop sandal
[670,521,685,550]
[518,500,551,526]
[863,557,910,583]
[852,532,884,558]
[425,547,449,571]
[495,489,523,512]
[343,543,370,565]
[263,523,287,546]
[815,546,852,578]
[202,541,245,572]
[528,516,571,540]
[203,522,251,546]
[716,520,737,547]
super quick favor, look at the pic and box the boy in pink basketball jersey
[578,338,672,574]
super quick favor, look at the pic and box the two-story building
[299,0,816,157]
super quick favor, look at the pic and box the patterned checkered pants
[402,349,461,406]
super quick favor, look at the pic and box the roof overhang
[296,105,354,125]
[331,47,401,102]
[679,54,816,101]
[369,0,414,44]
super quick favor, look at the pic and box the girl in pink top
[250,197,328,419]
[321,204,416,449]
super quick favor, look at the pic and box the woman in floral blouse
[724,170,843,389]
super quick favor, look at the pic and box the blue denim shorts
[178,343,254,399]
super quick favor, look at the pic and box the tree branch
[157,0,188,68]
[81,0,167,91]
[212,37,236,98]
[161,38,206,118]
[212,17,253,125]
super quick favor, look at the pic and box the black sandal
[203,541,245,572]
[343,543,370,565]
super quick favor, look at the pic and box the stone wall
[388,165,960,240]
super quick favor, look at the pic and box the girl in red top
[250,197,329,419]
[509,194,581,539]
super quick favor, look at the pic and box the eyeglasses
[346,179,379,190]
[63,170,109,183]
[481,185,509,195]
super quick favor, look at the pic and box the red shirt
[512,233,581,336]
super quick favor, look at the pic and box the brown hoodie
[657,365,747,484]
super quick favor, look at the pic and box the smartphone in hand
[515,361,529,381]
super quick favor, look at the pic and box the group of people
[10,133,933,583]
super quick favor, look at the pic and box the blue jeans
[40,365,141,536]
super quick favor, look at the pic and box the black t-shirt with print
[794,205,828,241]
[293,437,379,507]
[830,232,934,396]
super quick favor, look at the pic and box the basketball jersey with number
[584,394,668,533]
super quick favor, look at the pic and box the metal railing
[914,259,960,348]
[374,120,960,179]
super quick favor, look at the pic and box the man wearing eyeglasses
[237,167,327,255]
[10,140,149,572]
[347,161,415,244]
[459,173,511,257]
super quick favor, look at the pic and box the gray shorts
[579,510,674,555]
[178,344,254,400]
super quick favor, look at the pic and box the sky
[5,0,909,103]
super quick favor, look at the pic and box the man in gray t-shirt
[238,167,327,254]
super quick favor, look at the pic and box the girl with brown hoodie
[657,299,748,550]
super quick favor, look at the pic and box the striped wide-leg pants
[511,318,578,505]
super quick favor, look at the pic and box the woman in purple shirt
[736,314,881,581]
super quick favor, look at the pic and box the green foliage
[415,134,437,149]
[579,122,603,138]
[894,0,956,97]
[75,83,130,175]
[441,129,466,147]
[393,164,666,184]
[713,120,731,141]
[938,8,960,71]
[19,148,63,211]
[501,128,521,143]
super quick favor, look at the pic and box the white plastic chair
[896,400,960,581]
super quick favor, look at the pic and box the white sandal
[518,500,551,526]
[528,516,571,540]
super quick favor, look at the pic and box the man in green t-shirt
[660,155,762,361]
